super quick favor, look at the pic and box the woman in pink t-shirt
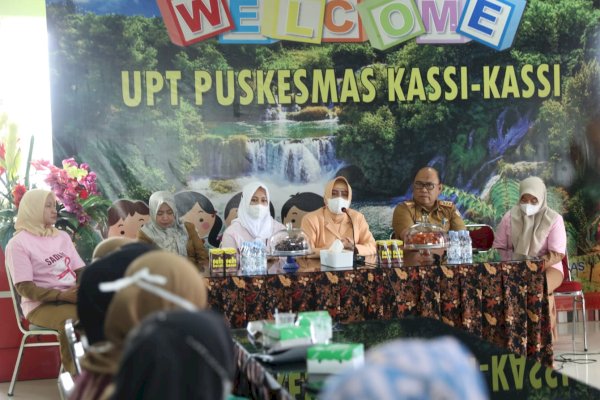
[5,189,85,375]
[492,176,566,340]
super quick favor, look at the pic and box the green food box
[306,343,364,374]
[263,323,312,351]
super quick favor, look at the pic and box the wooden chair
[4,261,62,396]
[553,255,588,351]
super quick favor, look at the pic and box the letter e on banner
[157,0,234,46]
[457,0,526,51]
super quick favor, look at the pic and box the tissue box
[307,343,364,374]
[297,311,331,327]
[320,250,353,268]
[297,311,333,342]
[262,323,312,351]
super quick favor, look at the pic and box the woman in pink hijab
[493,176,566,340]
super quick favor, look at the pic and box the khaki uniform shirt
[392,200,466,240]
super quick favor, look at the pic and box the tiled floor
[554,319,600,391]
[1,321,599,399]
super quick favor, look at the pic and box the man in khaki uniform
[392,167,465,241]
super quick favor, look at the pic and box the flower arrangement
[32,158,105,226]
[0,114,111,261]
[0,115,34,249]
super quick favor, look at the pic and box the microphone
[341,207,365,268]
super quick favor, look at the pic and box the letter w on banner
[157,0,235,46]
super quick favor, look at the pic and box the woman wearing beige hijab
[493,176,566,340]
[301,176,376,257]
[71,250,208,400]
[138,191,208,271]
[5,189,85,375]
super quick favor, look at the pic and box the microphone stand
[342,207,365,269]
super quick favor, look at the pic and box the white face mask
[327,197,350,215]
[520,203,541,216]
[247,204,269,220]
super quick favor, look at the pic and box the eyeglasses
[413,181,439,191]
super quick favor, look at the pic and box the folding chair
[4,260,62,396]
[554,255,588,351]
[64,318,86,375]
[465,224,495,253]
[57,370,75,400]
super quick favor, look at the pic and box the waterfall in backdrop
[195,136,343,183]
[246,137,341,182]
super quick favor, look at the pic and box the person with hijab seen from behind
[493,176,566,341]
[71,250,208,400]
[137,191,208,271]
[77,238,155,345]
[301,176,376,257]
[320,336,488,400]
[112,310,235,400]
[220,182,285,250]
[5,189,85,376]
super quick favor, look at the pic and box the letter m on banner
[157,0,235,46]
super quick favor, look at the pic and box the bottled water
[240,241,255,275]
[240,241,268,275]
[255,241,267,274]
[447,231,461,264]
[459,230,473,263]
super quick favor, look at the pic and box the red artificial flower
[0,142,5,160]
[79,188,89,200]
[12,184,27,208]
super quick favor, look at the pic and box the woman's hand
[342,237,354,251]
[57,286,79,303]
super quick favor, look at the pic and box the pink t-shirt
[5,230,85,316]
[492,211,566,276]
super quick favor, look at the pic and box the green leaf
[0,208,17,218]
[489,178,520,219]
[0,222,15,251]
[24,135,34,188]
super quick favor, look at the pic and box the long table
[232,317,600,400]
[204,257,554,367]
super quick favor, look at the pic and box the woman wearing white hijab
[493,176,566,340]
[220,182,285,250]
[137,191,208,271]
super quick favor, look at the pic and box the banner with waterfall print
[45,1,600,288]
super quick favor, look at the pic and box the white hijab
[141,191,188,256]
[234,182,273,240]
[510,177,559,257]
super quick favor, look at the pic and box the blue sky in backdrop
[46,0,160,17]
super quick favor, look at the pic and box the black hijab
[77,242,155,344]
[112,310,234,400]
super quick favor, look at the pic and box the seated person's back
[112,310,234,400]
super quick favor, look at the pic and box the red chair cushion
[555,281,583,293]
[469,226,494,251]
